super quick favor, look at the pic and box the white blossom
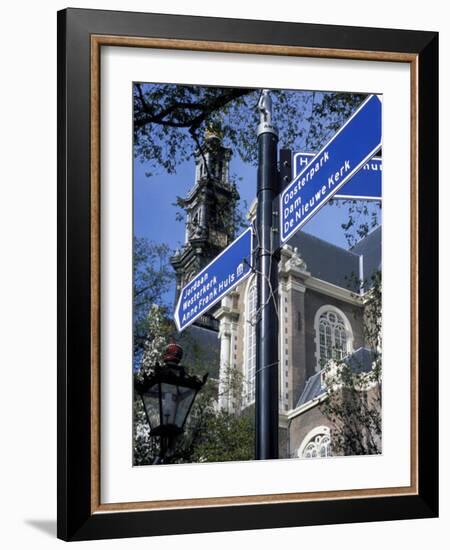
[139,304,168,377]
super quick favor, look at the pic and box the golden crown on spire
[204,121,222,141]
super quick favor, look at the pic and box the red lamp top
[162,341,183,365]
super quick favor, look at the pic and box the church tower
[170,131,238,331]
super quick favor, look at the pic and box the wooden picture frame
[57,8,438,541]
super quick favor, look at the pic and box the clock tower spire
[170,132,239,331]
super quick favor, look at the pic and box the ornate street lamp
[134,342,208,463]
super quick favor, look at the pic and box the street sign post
[280,94,382,243]
[255,90,280,460]
[294,152,382,200]
[174,227,253,332]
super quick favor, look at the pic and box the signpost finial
[257,89,277,137]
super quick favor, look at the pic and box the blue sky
[133,153,377,250]
[133,87,381,308]
[134,153,380,304]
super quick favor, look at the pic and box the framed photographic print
[57,8,438,541]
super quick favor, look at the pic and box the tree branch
[134,87,253,132]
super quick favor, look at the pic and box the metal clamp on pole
[255,90,280,460]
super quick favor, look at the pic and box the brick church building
[171,133,381,459]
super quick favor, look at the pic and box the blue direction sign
[280,94,382,243]
[174,227,253,332]
[294,152,382,200]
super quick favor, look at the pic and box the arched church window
[298,427,332,459]
[245,279,257,404]
[302,434,331,458]
[315,306,353,370]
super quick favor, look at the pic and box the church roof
[350,226,382,289]
[343,346,377,374]
[178,325,220,379]
[296,370,325,408]
[288,226,381,292]
[290,231,360,290]
[295,347,377,409]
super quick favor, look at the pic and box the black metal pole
[255,91,279,460]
